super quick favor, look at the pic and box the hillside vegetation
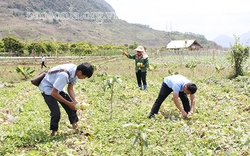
[0,0,219,48]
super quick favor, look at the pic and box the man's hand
[73,100,78,104]
[188,110,193,115]
[187,112,191,117]
[181,110,188,118]
[187,110,194,117]
[172,93,188,118]
[137,62,144,68]
[123,51,128,57]
[69,101,77,110]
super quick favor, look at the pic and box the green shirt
[127,54,149,72]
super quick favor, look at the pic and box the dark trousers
[41,61,47,68]
[42,91,78,131]
[136,70,147,86]
[150,82,190,115]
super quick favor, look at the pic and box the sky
[104,0,250,40]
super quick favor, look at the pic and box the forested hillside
[0,0,219,48]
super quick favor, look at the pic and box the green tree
[70,42,96,56]
[57,42,70,55]
[27,42,46,56]
[0,40,4,53]
[71,43,85,56]
[129,42,139,50]
[229,36,250,77]
[41,41,56,56]
[69,43,77,55]
[2,36,25,56]
[79,42,92,55]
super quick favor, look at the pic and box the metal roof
[166,40,201,49]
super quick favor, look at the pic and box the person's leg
[136,71,142,89]
[141,72,147,89]
[58,92,79,131]
[149,83,173,118]
[41,62,44,68]
[42,93,61,136]
[179,92,190,113]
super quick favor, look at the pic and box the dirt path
[0,56,121,66]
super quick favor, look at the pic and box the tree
[57,42,70,55]
[79,42,92,55]
[70,43,85,56]
[27,42,46,56]
[70,42,95,56]
[229,36,250,77]
[69,43,77,55]
[2,36,25,56]
[129,42,139,50]
[0,41,4,53]
[41,41,56,56]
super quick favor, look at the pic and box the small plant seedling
[16,66,35,80]
[122,123,153,156]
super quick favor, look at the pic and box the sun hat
[135,45,148,58]
[135,45,145,52]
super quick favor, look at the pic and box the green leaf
[131,137,138,147]
[122,123,138,128]
[127,133,136,139]
[143,140,148,148]
[141,132,147,141]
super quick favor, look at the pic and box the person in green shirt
[123,45,149,90]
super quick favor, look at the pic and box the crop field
[0,50,250,156]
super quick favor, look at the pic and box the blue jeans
[149,82,190,116]
[42,91,78,131]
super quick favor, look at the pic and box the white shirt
[39,63,78,95]
[163,75,191,93]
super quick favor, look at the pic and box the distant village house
[166,40,203,51]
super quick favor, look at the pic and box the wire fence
[146,49,250,71]
[1,49,250,70]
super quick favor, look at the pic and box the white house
[166,40,203,50]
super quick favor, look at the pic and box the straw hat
[135,45,145,52]
[135,45,148,58]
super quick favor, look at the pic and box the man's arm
[67,84,78,104]
[189,94,196,115]
[172,92,188,118]
[51,87,76,110]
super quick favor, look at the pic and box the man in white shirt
[41,56,47,68]
[148,75,197,119]
[39,62,94,136]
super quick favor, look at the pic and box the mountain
[239,31,250,45]
[213,31,250,48]
[0,0,218,48]
[213,35,235,48]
